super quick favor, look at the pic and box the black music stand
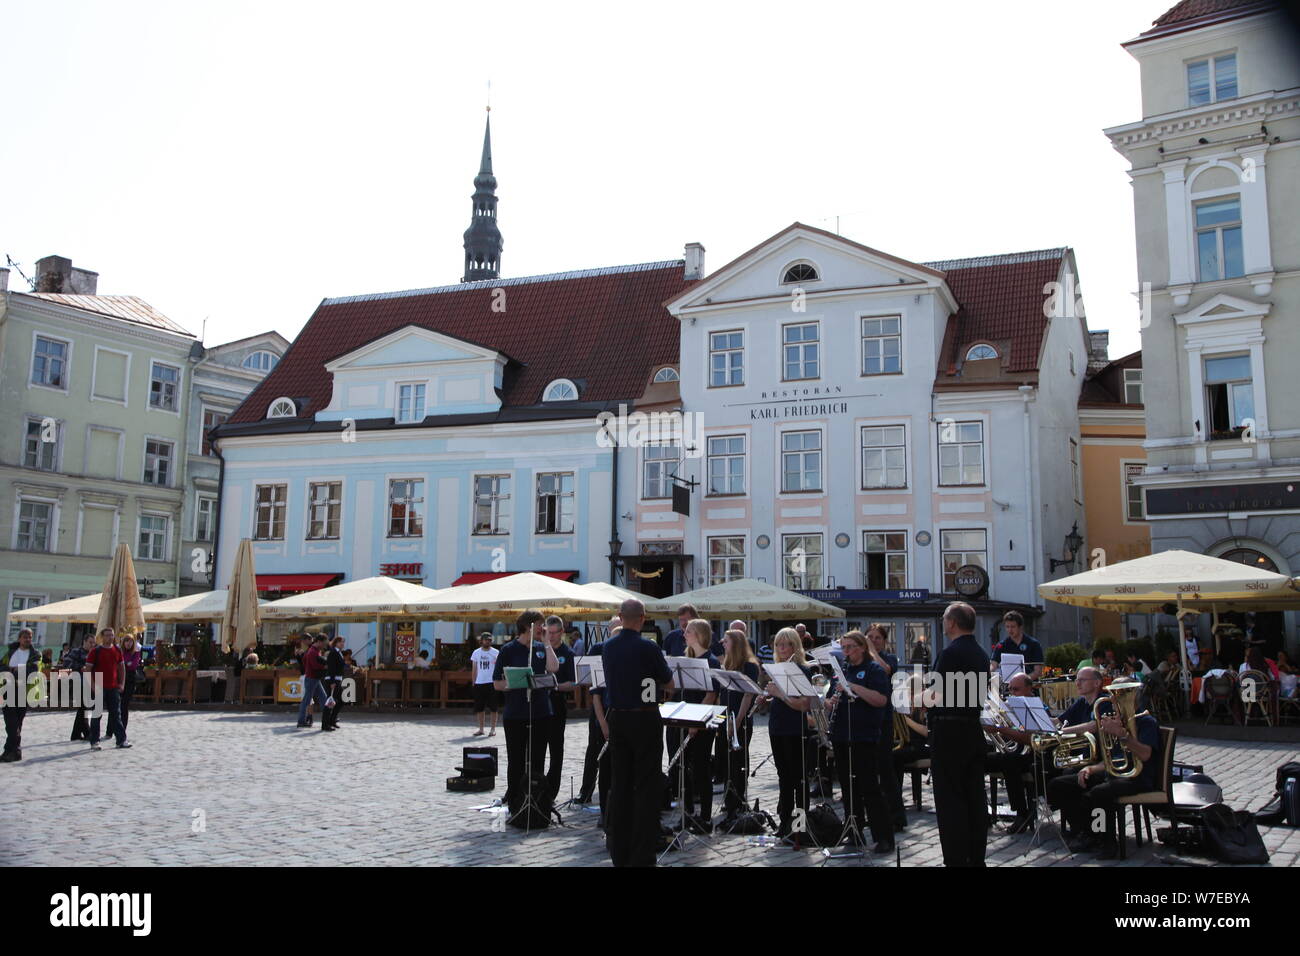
[821,653,867,864]
[711,668,764,826]
[505,669,560,834]
[658,701,727,864]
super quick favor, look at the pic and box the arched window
[542,379,578,402]
[266,397,297,419]
[653,367,679,384]
[243,350,280,372]
[965,344,998,361]
[1218,547,1277,573]
[782,262,819,284]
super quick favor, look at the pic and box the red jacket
[303,645,327,679]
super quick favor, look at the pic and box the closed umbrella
[221,539,261,653]
[96,543,146,636]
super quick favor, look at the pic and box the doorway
[631,561,675,600]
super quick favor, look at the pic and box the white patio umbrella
[405,572,621,622]
[8,593,132,624]
[260,576,446,620]
[142,589,267,622]
[640,578,847,619]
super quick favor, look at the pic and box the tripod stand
[505,671,559,834]
[659,713,725,863]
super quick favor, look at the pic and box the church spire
[462,109,502,282]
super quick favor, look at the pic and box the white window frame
[387,478,425,538]
[7,592,50,643]
[708,329,745,388]
[780,428,823,494]
[965,344,997,361]
[14,495,57,553]
[652,367,679,384]
[253,483,289,541]
[194,494,217,542]
[1194,195,1244,283]
[1123,368,1143,405]
[861,314,903,377]
[1186,52,1237,107]
[142,436,175,487]
[642,443,682,500]
[267,397,297,419]
[781,532,824,590]
[471,473,512,536]
[306,480,342,541]
[1121,460,1146,525]
[147,359,182,414]
[782,321,820,381]
[535,471,575,535]
[201,406,230,457]
[705,434,746,497]
[707,535,747,585]
[862,530,909,590]
[860,424,907,490]
[1202,351,1255,440]
[89,344,131,406]
[542,379,579,402]
[939,528,988,593]
[30,331,72,394]
[137,512,171,563]
[395,381,428,423]
[243,350,279,372]
[780,260,820,284]
[936,420,985,488]
[23,416,62,472]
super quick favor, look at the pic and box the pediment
[325,325,503,372]
[1174,293,1271,326]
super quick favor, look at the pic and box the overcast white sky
[2,0,1175,359]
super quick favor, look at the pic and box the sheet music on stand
[763,660,819,698]
[658,701,727,726]
[574,655,605,689]
[998,652,1025,684]
[712,669,764,696]
[808,644,835,665]
[1006,696,1055,732]
[665,656,715,692]
[826,650,850,689]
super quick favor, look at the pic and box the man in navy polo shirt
[661,604,695,657]
[492,610,559,816]
[603,598,674,867]
[542,615,578,803]
[992,611,1043,679]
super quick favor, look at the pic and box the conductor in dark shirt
[602,598,674,867]
[930,601,991,866]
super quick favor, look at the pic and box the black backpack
[718,800,777,836]
[1202,804,1270,864]
[804,803,844,847]
[1254,761,1300,826]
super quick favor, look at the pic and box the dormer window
[782,262,819,284]
[964,344,998,361]
[266,397,297,419]
[652,367,679,384]
[243,350,280,372]
[543,379,578,402]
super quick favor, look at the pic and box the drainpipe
[609,440,619,585]
[1018,384,1039,608]
[210,441,226,588]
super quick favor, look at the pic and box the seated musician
[1059,666,1108,738]
[984,672,1038,833]
[892,673,930,786]
[1045,708,1161,859]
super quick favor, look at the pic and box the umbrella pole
[1176,597,1192,712]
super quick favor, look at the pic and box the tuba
[1093,679,1146,779]
[1029,729,1096,769]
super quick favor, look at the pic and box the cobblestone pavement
[4,708,1297,867]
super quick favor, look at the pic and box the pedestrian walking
[86,628,129,750]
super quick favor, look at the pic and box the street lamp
[1050,521,1084,573]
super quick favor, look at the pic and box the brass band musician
[983,672,1038,833]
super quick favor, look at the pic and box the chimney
[684,242,706,280]
[0,267,8,293]
[35,255,98,295]
[1087,329,1110,373]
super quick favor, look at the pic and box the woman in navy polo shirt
[680,619,721,833]
[720,629,760,817]
[762,627,814,838]
[826,630,894,853]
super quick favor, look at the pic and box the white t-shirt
[470,647,499,685]
[8,647,31,670]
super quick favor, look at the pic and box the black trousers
[832,740,891,843]
[722,720,752,813]
[544,695,568,801]
[683,727,717,820]
[607,711,665,867]
[876,730,907,825]
[120,678,136,732]
[930,720,988,866]
[985,749,1036,814]
[322,678,344,729]
[3,705,26,755]
[1047,772,1150,841]
[579,711,610,806]
[70,707,88,740]
[503,716,549,813]
[770,732,808,827]
[665,725,683,798]
[712,721,727,782]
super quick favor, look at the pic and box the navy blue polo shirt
[492,638,553,720]
[1060,692,1107,727]
[931,634,991,720]
[1127,713,1161,791]
[552,643,576,707]
[768,662,812,737]
[663,629,686,658]
[876,652,899,742]
[829,659,890,742]
[993,634,1044,667]
[723,660,760,717]
[681,653,720,704]
[602,631,672,709]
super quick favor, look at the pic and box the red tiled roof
[229,263,694,425]
[1153,0,1272,27]
[1080,350,1143,406]
[926,249,1068,380]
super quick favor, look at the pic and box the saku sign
[797,589,930,602]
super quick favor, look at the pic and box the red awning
[451,571,578,587]
[256,573,342,594]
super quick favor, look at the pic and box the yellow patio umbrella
[221,539,261,653]
[95,543,146,636]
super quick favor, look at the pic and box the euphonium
[892,710,910,751]
[1094,679,1146,779]
[983,693,1019,754]
[1029,729,1097,769]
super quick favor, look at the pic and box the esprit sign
[380,563,423,576]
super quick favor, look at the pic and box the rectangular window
[782,533,823,590]
[387,479,424,537]
[1069,439,1081,503]
[941,529,987,592]
[143,439,174,486]
[708,536,746,585]
[149,362,180,411]
[254,484,287,540]
[709,330,744,387]
[138,514,169,562]
[1188,53,1237,106]
[1195,198,1244,282]
[195,495,216,542]
[473,475,511,535]
[781,430,822,492]
[202,410,228,456]
[642,444,681,499]
[861,316,902,375]
[535,472,574,534]
[1204,353,1255,439]
[1123,368,1143,405]
[8,594,46,642]
[861,425,906,489]
[16,500,53,552]
[31,336,68,389]
[1124,463,1145,522]
[937,421,985,486]
[863,531,908,589]
[307,482,341,540]
[706,435,745,495]
[24,418,59,471]
[397,383,427,423]
[782,322,820,380]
